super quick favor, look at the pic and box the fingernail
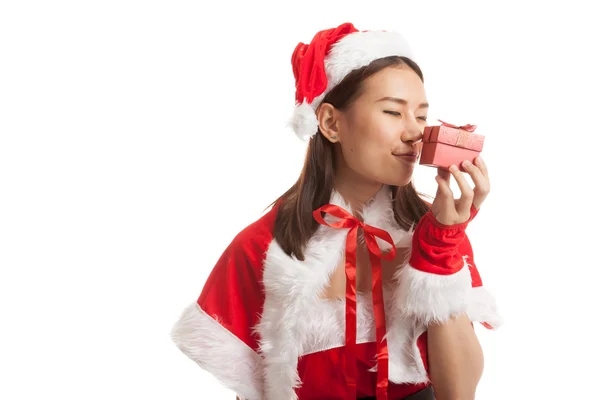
[463,160,472,167]
[449,165,458,172]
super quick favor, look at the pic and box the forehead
[359,66,427,103]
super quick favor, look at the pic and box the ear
[316,103,342,143]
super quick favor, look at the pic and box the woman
[171,22,502,400]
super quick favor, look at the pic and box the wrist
[426,203,479,229]
[410,211,468,275]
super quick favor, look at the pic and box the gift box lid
[423,120,485,152]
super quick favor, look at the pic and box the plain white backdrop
[1,1,599,399]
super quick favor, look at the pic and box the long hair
[271,56,432,261]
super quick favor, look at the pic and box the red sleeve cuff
[408,205,478,275]
[424,204,479,229]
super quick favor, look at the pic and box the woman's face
[329,65,428,187]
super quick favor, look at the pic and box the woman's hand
[432,156,490,226]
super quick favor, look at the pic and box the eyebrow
[376,97,429,109]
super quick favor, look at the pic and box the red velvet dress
[171,186,501,400]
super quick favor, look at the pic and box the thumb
[434,174,455,208]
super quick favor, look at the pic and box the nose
[401,117,423,144]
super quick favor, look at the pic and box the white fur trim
[291,29,415,140]
[257,213,347,399]
[256,186,426,397]
[297,292,377,356]
[467,286,503,329]
[170,302,263,400]
[325,30,415,96]
[294,287,430,385]
[385,312,430,384]
[255,185,499,394]
[393,259,473,326]
[360,187,415,250]
[289,100,320,140]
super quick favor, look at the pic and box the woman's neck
[333,174,385,217]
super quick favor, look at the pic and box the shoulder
[216,204,279,274]
[231,204,278,253]
[199,205,279,304]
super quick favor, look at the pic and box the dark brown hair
[271,56,432,261]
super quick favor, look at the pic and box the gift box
[419,119,485,172]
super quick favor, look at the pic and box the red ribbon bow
[438,119,478,132]
[313,204,397,400]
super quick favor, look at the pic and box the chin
[379,173,413,187]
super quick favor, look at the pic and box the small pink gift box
[419,119,485,172]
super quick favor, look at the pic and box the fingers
[462,160,487,190]
[437,167,451,182]
[434,174,456,214]
[435,168,452,204]
[474,156,490,184]
[434,157,490,224]
[448,164,474,217]
[463,157,490,210]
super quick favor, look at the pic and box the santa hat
[289,22,416,140]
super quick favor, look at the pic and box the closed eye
[385,111,428,122]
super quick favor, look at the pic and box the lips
[394,153,417,157]
[393,152,419,158]
[394,154,418,165]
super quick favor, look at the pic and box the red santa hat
[289,22,416,140]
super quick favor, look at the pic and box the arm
[170,235,266,400]
[403,161,499,397]
[395,207,501,398]
[427,314,483,400]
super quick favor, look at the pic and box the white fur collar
[327,185,415,250]
[256,185,427,399]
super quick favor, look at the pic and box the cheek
[341,135,388,171]
[348,115,394,146]
[365,115,399,146]
[342,113,395,162]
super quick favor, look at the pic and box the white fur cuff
[467,286,503,329]
[394,258,473,326]
[170,302,264,400]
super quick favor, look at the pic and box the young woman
[171,22,502,400]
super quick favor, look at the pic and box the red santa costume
[170,22,502,400]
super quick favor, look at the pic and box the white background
[1,1,598,399]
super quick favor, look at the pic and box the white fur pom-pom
[288,100,319,140]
